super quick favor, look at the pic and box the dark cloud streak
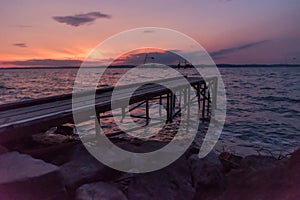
[211,40,270,58]
[53,12,111,27]
[2,59,82,67]
[143,30,155,34]
[113,51,181,66]
[12,25,32,28]
[13,43,27,48]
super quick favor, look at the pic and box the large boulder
[0,145,8,155]
[32,132,76,145]
[115,139,169,153]
[219,148,300,200]
[55,124,77,136]
[188,152,226,200]
[59,145,121,193]
[219,152,243,172]
[76,181,127,200]
[127,156,195,200]
[288,148,300,171]
[24,141,81,166]
[0,151,67,200]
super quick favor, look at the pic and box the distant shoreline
[0,64,299,70]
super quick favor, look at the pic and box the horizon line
[0,63,300,70]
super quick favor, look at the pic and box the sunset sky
[0,0,299,67]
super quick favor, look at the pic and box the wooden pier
[0,76,217,144]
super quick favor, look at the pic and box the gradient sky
[0,0,299,67]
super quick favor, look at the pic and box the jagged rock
[219,148,300,200]
[113,173,136,193]
[240,155,280,171]
[32,132,75,145]
[24,141,81,166]
[56,124,76,136]
[184,145,200,158]
[115,139,168,153]
[59,147,121,193]
[189,152,226,200]
[127,156,195,200]
[0,145,8,155]
[45,126,58,134]
[219,152,243,172]
[189,152,225,185]
[289,148,300,168]
[220,165,298,200]
[0,152,67,200]
[4,137,35,151]
[287,148,300,186]
[76,182,127,200]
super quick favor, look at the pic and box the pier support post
[169,92,173,123]
[202,83,206,120]
[179,90,182,107]
[159,95,162,116]
[166,93,171,122]
[145,99,150,125]
[95,112,101,136]
[172,92,176,112]
[121,107,125,123]
[187,86,191,121]
[197,82,201,113]
[183,88,187,106]
[207,89,210,117]
[211,77,218,116]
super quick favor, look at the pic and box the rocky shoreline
[0,126,299,200]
